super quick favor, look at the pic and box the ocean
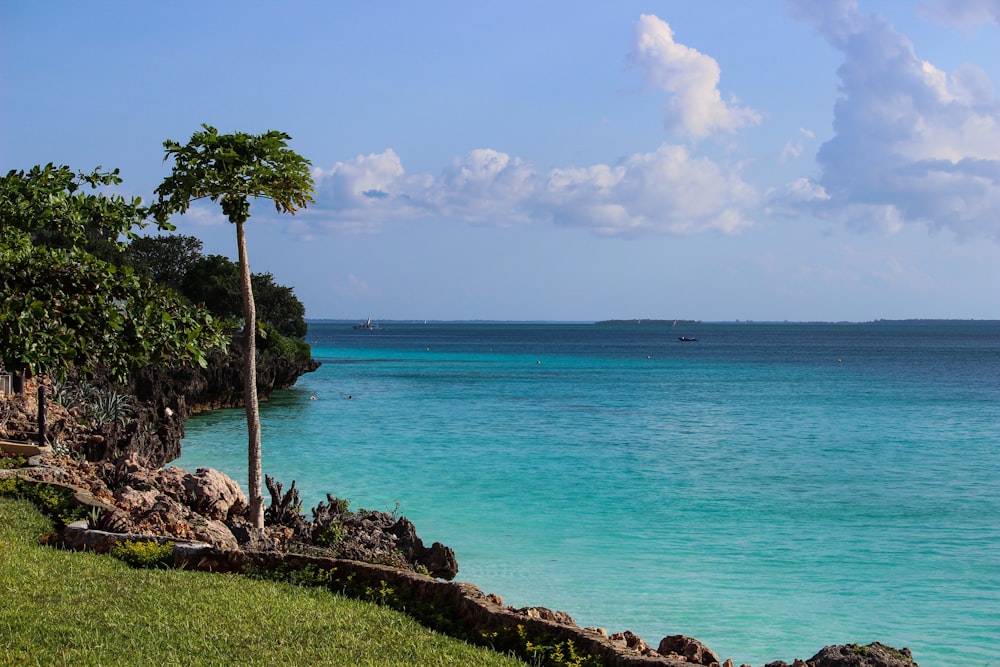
[176,321,1000,666]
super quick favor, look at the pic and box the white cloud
[427,149,538,223]
[785,0,1000,239]
[334,274,374,298]
[310,149,429,231]
[297,13,762,240]
[781,141,804,161]
[538,144,756,236]
[306,144,757,239]
[629,14,761,140]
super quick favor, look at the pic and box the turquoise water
[177,322,1000,666]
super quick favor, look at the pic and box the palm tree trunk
[237,219,264,531]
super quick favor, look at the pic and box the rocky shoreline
[1,370,921,667]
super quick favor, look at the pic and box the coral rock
[659,634,721,666]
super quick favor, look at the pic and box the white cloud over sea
[304,14,758,239]
[629,14,762,140]
[293,7,1000,243]
[777,0,1000,239]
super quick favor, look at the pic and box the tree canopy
[125,234,308,339]
[152,124,315,227]
[0,164,228,384]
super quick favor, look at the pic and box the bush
[110,539,175,569]
[0,453,29,469]
[0,477,87,526]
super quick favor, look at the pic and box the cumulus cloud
[310,149,428,231]
[538,145,756,236]
[629,14,761,140]
[784,0,1000,239]
[307,144,756,238]
[297,13,762,239]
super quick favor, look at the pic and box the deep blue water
[177,321,1000,666]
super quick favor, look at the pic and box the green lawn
[0,497,525,666]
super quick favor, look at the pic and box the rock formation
[0,345,319,468]
[764,642,919,667]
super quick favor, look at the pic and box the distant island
[595,319,702,326]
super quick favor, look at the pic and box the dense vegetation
[0,162,312,393]
[0,497,525,666]
[125,233,311,361]
[0,164,229,387]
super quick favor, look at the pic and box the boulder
[180,467,248,520]
[189,518,240,551]
[659,634,721,666]
[806,643,918,667]
[609,630,659,657]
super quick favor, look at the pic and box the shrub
[0,453,29,469]
[110,539,175,569]
[0,477,87,526]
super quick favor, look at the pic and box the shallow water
[178,321,1000,666]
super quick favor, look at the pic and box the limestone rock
[516,606,577,626]
[659,634,721,666]
[181,467,248,520]
[190,518,239,551]
[609,630,658,656]
[806,643,918,667]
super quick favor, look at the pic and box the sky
[3,1,999,322]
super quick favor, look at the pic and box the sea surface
[177,321,1000,666]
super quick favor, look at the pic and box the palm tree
[153,125,315,531]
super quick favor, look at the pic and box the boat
[677,336,699,342]
[353,316,379,330]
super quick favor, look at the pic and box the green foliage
[0,476,87,526]
[253,272,307,338]
[313,519,346,547]
[0,453,29,469]
[153,125,317,531]
[247,560,601,667]
[182,251,242,318]
[52,378,136,432]
[0,165,229,382]
[243,562,337,588]
[0,164,145,251]
[0,476,21,495]
[125,234,205,292]
[261,323,312,362]
[152,124,315,227]
[110,539,175,569]
[87,387,135,430]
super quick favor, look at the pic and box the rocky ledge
[0,348,319,468]
[8,451,456,579]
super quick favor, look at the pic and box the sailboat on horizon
[353,316,379,330]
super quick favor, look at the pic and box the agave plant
[88,389,135,431]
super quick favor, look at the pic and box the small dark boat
[353,316,378,330]
[677,336,699,342]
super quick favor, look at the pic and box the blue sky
[3,1,999,321]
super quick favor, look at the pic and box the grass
[0,497,525,666]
